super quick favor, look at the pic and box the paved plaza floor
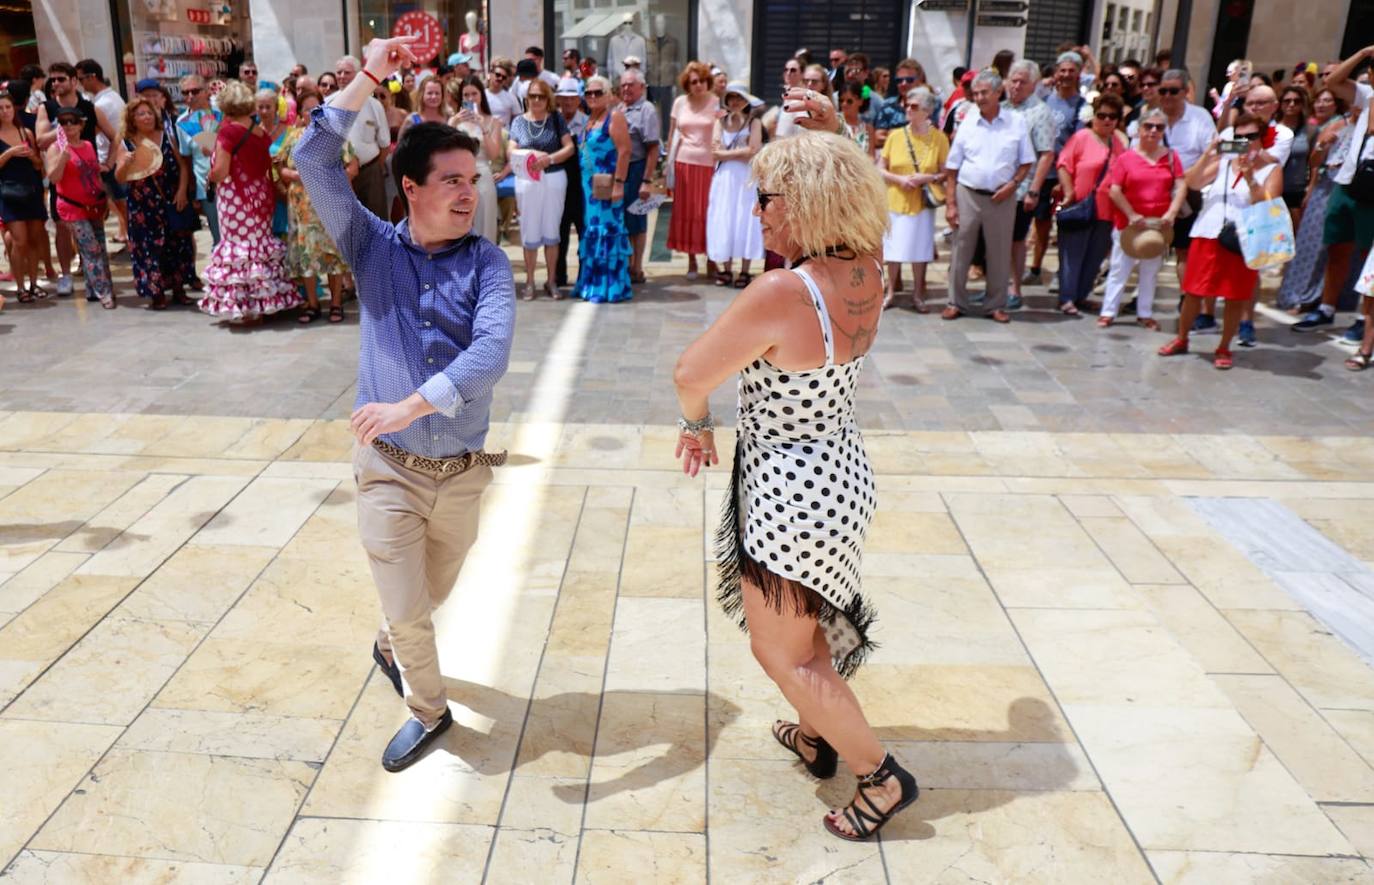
[2,239,1374,882]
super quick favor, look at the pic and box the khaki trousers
[353,444,492,727]
[947,184,1016,314]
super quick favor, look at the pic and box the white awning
[561,11,619,39]
[585,10,636,37]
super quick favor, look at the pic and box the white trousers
[1102,228,1164,319]
[515,168,567,248]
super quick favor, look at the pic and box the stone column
[249,0,348,80]
[698,0,751,84]
[33,0,118,73]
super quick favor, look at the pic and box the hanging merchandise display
[129,0,252,103]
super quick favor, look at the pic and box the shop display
[459,11,485,72]
[131,0,251,103]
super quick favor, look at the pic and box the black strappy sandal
[823,753,919,842]
[772,720,838,779]
[298,307,322,324]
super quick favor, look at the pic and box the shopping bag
[1237,197,1295,270]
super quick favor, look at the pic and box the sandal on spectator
[298,307,322,325]
[329,306,345,324]
[1346,352,1372,372]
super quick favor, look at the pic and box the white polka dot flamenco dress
[715,265,880,677]
[198,137,300,321]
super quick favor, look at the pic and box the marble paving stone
[564,501,632,576]
[1269,571,1374,669]
[301,673,516,824]
[513,653,606,777]
[499,774,587,834]
[880,789,1154,883]
[863,564,1030,667]
[279,420,354,462]
[886,740,1101,791]
[114,544,278,623]
[192,476,337,548]
[274,485,368,566]
[485,828,578,885]
[706,757,886,882]
[53,473,187,554]
[98,415,258,458]
[582,691,707,833]
[0,550,87,613]
[1078,516,1187,584]
[1058,493,1124,518]
[1147,850,1374,883]
[1011,608,1230,708]
[0,468,143,524]
[1,851,262,884]
[220,418,314,460]
[602,598,705,693]
[1190,497,1370,575]
[117,709,340,763]
[1065,704,1355,855]
[0,574,139,702]
[32,749,313,867]
[154,637,374,720]
[577,830,706,885]
[1225,609,1374,713]
[1136,584,1274,675]
[543,573,618,658]
[262,818,494,884]
[213,555,377,650]
[75,475,251,578]
[866,510,968,555]
[4,616,207,725]
[0,719,122,868]
[1325,709,1374,769]
[1324,805,1374,859]
[1212,674,1374,803]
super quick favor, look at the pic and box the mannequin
[606,14,647,78]
[647,13,680,107]
[459,11,485,72]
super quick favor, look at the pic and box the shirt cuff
[418,373,463,418]
[315,104,360,140]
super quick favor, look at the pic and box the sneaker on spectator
[1021,268,1042,286]
[56,275,73,297]
[1191,314,1218,333]
[1006,294,1023,310]
[1292,310,1334,332]
[1343,319,1366,342]
[1237,320,1256,347]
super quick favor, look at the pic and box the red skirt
[1182,236,1258,300]
[668,162,713,255]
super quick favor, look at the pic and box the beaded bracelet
[677,413,714,435]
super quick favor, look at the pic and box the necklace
[525,113,548,139]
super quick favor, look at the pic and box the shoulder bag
[901,126,944,209]
[1057,136,1115,229]
[1347,125,1374,204]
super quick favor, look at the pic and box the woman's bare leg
[327,273,344,309]
[911,262,928,305]
[543,243,559,290]
[522,247,538,289]
[883,261,898,306]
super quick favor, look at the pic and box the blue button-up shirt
[295,105,516,459]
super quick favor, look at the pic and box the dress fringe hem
[713,443,877,679]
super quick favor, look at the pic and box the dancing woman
[673,114,919,841]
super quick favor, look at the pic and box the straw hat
[122,137,164,181]
[1120,222,1174,260]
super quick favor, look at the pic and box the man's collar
[396,218,477,256]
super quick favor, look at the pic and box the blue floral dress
[577,115,632,303]
[125,124,193,301]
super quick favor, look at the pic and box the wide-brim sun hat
[1120,223,1174,260]
[724,81,763,109]
[555,77,581,97]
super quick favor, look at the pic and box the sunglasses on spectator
[1235,130,1263,140]
[757,191,782,210]
[687,78,705,86]
[182,87,202,95]
[584,89,605,97]
[1157,86,1182,95]
[1281,97,1304,104]
[47,75,68,83]
[242,70,257,76]
[895,76,915,84]
[1095,112,1120,121]
[528,94,548,101]
[784,66,800,73]
[1141,80,1159,88]
[1140,122,1166,131]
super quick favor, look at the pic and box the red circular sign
[392,12,444,63]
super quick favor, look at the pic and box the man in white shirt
[1154,68,1217,287]
[75,59,129,245]
[943,70,1035,322]
[331,54,392,219]
[485,58,521,129]
[1293,45,1374,332]
[524,47,561,90]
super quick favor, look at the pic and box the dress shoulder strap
[788,266,835,366]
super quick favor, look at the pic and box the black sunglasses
[584,89,605,97]
[1235,130,1263,141]
[182,87,203,95]
[757,191,782,210]
[1157,86,1182,95]
[895,76,916,84]
[1141,81,1160,88]
[1095,112,1121,121]
[47,75,69,83]
[1140,122,1166,131]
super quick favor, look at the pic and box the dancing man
[296,34,516,772]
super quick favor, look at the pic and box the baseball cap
[447,52,472,67]
[135,77,160,93]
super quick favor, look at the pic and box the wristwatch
[1027,189,1040,197]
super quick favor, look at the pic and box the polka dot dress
[715,265,879,678]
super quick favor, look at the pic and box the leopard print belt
[372,439,508,476]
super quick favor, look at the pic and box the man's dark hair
[294,63,308,74]
[952,65,967,84]
[845,52,869,71]
[19,63,44,82]
[524,46,544,59]
[393,122,479,197]
[47,62,78,78]
[563,48,581,63]
[75,59,105,82]
[1119,58,1142,71]
[5,79,30,107]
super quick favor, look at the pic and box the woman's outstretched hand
[676,430,719,477]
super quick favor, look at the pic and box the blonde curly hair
[750,131,888,258]
[217,79,255,117]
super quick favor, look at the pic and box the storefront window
[130,0,251,103]
[552,2,688,109]
[357,0,490,70]
[0,0,40,79]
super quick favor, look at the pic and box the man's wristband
[362,69,383,87]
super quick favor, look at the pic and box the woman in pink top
[1054,92,1127,316]
[44,108,114,308]
[666,61,719,279]
[1102,106,1187,328]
